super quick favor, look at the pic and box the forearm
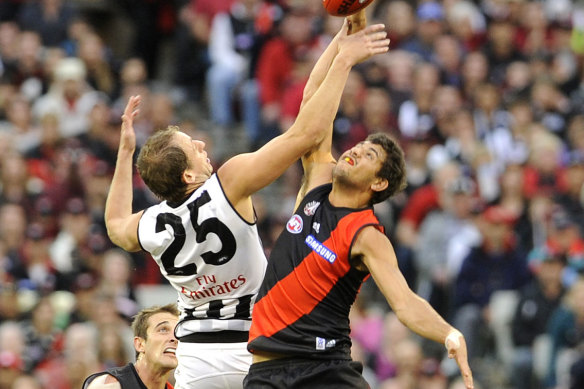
[293,54,352,140]
[301,37,340,109]
[302,11,366,107]
[394,292,455,344]
[105,149,135,237]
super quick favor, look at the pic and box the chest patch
[286,214,303,234]
[303,201,320,216]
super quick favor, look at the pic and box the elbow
[106,227,122,249]
[108,230,140,252]
[393,303,410,322]
[394,305,425,331]
[392,293,422,326]
[106,223,128,251]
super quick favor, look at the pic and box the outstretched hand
[120,95,141,153]
[337,21,389,66]
[446,331,474,389]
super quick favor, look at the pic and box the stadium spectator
[453,205,532,362]
[17,0,78,48]
[511,251,565,389]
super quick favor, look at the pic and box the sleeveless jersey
[82,363,173,389]
[248,184,383,358]
[138,174,267,337]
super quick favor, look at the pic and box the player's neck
[134,361,171,389]
[328,183,370,209]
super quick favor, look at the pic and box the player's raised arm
[219,15,389,204]
[104,96,143,252]
[300,10,368,119]
[294,10,380,207]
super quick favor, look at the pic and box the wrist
[332,53,354,71]
[117,148,135,159]
[445,329,462,349]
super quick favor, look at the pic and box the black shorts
[243,357,370,388]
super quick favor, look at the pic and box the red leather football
[322,0,374,16]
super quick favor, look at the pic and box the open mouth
[163,347,176,356]
[344,157,354,166]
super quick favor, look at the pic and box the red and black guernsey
[248,184,383,359]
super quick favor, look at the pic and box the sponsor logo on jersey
[312,222,320,234]
[316,337,326,350]
[180,274,247,300]
[315,337,336,350]
[303,201,320,216]
[286,214,303,234]
[305,234,337,263]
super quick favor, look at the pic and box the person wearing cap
[83,304,179,389]
[400,0,445,62]
[32,57,101,138]
[527,206,584,288]
[104,16,391,389]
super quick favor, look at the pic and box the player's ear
[134,336,145,354]
[371,177,388,193]
[182,169,194,184]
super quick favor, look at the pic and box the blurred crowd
[0,0,584,388]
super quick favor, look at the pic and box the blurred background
[0,0,584,388]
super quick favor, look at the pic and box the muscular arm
[294,11,387,208]
[300,9,368,107]
[354,226,474,388]
[219,15,389,211]
[104,96,143,252]
[293,20,347,208]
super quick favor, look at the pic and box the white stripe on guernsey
[176,318,251,336]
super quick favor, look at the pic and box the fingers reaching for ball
[337,22,389,65]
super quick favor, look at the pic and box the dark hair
[131,303,179,359]
[136,126,189,203]
[366,133,407,205]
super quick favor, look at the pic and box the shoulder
[353,224,387,248]
[303,183,332,201]
[85,373,121,389]
[350,223,388,263]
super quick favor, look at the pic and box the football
[322,0,374,16]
